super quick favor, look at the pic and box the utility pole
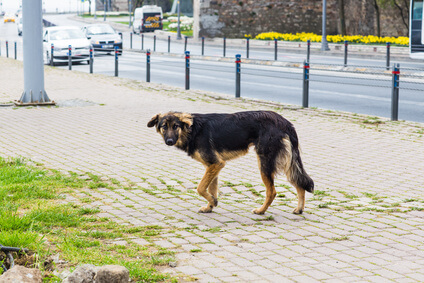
[321,0,330,51]
[16,0,54,106]
[128,0,132,28]
[177,0,182,40]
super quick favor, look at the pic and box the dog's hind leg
[253,172,276,215]
[197,163,225,213]
[293,186,306,214]
[208,177,219,207]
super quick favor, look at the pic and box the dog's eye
[173,124,178,130]
[162,125,167,130]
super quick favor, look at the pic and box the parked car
[82,24,122,54]
[3,14,15,23]
[133,5,163,33]
[43,26,91,65]
[17,16,23,36]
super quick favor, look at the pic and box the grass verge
[0,157,175,282]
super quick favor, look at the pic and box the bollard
[89,47,93,74]
[246,38,249,59]
[185,51,190,90]
[386,42,391,70]
[146,49,151,82]
[50,44,54,66]
[114,46,119,77]
[223,37,226,57]
[307,39,311,63]
[153,35,156,52]
[202,37,205,56]
[235,54,241,98]
[391,63,400,121]
[302,60,310,108]
[14,42,17,60]
[6,41,9,58]
[68,45,72,70]
[168,36,171,53]
[184,36,188,52]
[130,32,133,49]
[141,34,144,51]
[274,39,278,61]
[344,40,348,67]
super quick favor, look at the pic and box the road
[1,14,424,122]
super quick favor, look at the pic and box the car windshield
[86,25,115,35]
[50,29,85,40]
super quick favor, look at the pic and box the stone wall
[193,0,409,39]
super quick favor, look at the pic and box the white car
[43,26,91,65]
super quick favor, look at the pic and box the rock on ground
[0,265,42,283]
[95,265,129,283]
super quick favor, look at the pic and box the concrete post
[17,0,54,106]
[321,0,330,51]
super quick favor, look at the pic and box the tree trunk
[338,0,347,35]
[393,0,409,32]
[373,0,381,37]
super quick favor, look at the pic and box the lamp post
[128,0,132,28]
[177,0,182,40]
[321,0,330,51]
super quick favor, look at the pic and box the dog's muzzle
[166,139,175,146]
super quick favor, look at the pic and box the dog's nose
[166,139,174,146]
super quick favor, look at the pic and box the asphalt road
[1,14,424,122]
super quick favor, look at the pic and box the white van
[133,5,163,33]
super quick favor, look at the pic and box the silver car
[43,26,91,65]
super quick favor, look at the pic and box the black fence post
[246,38,249,59]
[223,37,226,57]
[6,41,9,58]
[344,40,348,67]
[184,36,188,52]
[302,60,310,108]
[202,37,204,56]
[168,36,171,53]
[386,42,391,71]
[130,32,133,49]
[141,34,144,51]
[68,45,72,70]
[89,47,93,74]
[274,39,278,61]
[185,51,190,90]
[391,63,400,121]
[235,54,241,98]
[146,49,151,82]
[153,35,156,52]
[14,42,17,60]
[114,46,118,77]
[50,44,54,66]
[307,39,311,63]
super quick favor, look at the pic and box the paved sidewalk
[1,57,424,282]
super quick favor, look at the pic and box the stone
[62,264,98,283]
[0,265,42,283]
[95,265,129,283]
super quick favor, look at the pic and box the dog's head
[147,112,193,146]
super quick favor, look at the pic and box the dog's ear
[176,113,193,129]
[147,114,160,128]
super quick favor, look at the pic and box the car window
[49,29,86,40]
[86,25,115,35]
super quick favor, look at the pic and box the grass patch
[0,157,173,281]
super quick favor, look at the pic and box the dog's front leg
[197,163,225,213]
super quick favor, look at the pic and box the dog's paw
[293,208,303,215]
[252,208,265,215]
[198,206,213,213]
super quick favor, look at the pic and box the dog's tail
[281,137,314,193]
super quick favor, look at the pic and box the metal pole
[141,34,144,50]
[103,0,106,21]
[89,47,93,73]
[68,45,72,70]
[386,42,390,70]
[307,39,310,63]
[130,32,133,49]
[246,38,249,59]
[168,36,170,53]
[128,0,132,28]
[14,42,17,59]
[146,49,150,82]
[235,54,241,98]
[223,37,226,57]
[303,60,310,108]
[274,39,277,60]
[94,0,97,19]
[202,37,204,55]
[19,0,52,105]
[185,51,190,90]
[114,46,118,77]
[391,63,400,121]
[321,0,330,51]
[177,0,182,40]
[153,35,156,52]
[50,44,54,66]
[184,36,187,52]
[6,41,8,58]
[344,40,348,67]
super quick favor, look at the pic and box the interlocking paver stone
[1,57,424,282]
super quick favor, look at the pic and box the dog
[147,111,314,214]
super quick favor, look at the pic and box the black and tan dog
[147,111,314,214]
